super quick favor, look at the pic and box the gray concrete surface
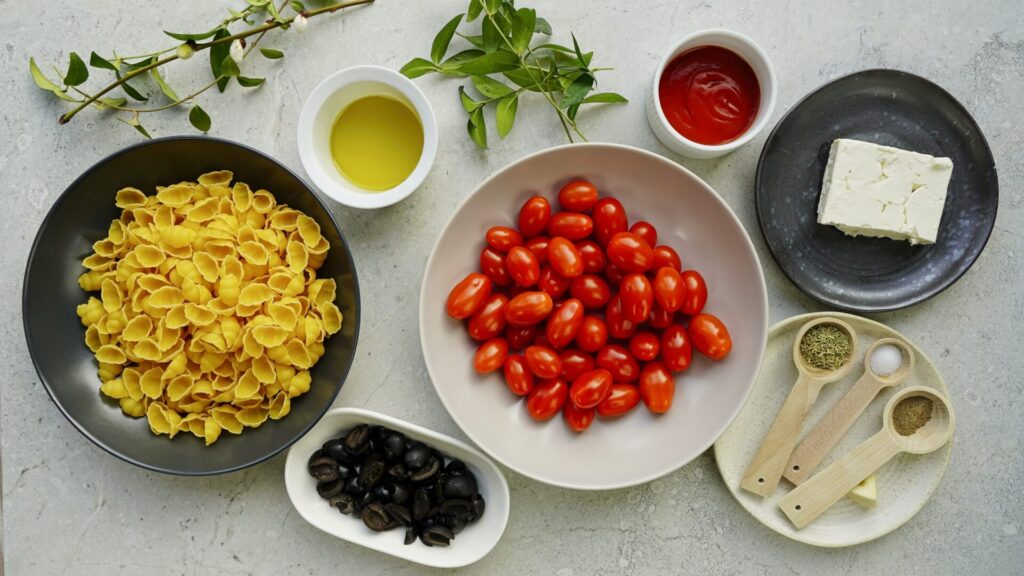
[2,1,1022,574]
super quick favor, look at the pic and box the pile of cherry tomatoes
[445,180,732,432]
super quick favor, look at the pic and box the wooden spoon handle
[784,372,886,485]
[779,430,901,529]
[741,373,821,497]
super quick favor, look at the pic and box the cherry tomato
[596,344,640,382]
[639,361,675,414]
[563,402,596,432]
[619,273,654,323]
[518,196,551,238]
[660,324,693,372]
[605,294,637,339]
[570,274,612,309]
[504,354,534,396]
[559,349,595,381]
[446,273,492,319]
[604,262,627,285]
[467,293,509,341]
[545,298,584,348]
[474,338,509,374]
[505,291,553,326]
[575,240,607,274]
[547,237,584,278]
[546,212,594,241]
[652,245,682,271]
[593,197,628,246]
[524,345,562,379]
[526,378,569,421]
[558,180,599,212]
[506,325,536,350]
[575,315,608,353]
[606,232,654,273]
[648,301,676,329]
[569,369,614,409]
[689,313,732,360]
[506,246,540,287]
[480,247,511,286]
[652,267,685,312]
[485,226,523,253]
[524,235,550,266]
[597,384,641,417]
[510,284,530,298]
[679,270,708,315]
[629,221,658,247]
[629,331,661,362]
[537,267,571,299]
[533,332,552,347]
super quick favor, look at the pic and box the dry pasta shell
[234,370,261,400]
[164,304,189,329]
[198,170,233,187]
[121,315,153,341]
[252,325,289,348]
[100,377,129,399]
[115,187,147,208]
[206,297,235,316]
[158,339,185,364]
[211,407,244,434]
[102,309,127,335]
[286,339,313,369]
[179,413,206,438]
[237,406,270,427]
[157,324,181,351]
[96,344,127,365]
[162,351,188,380]
[84,325,102,352]
[234,302,261,318]
[232,182,253,212]
[193,252,220,283]
[269,210,299,231]
[252,355,276,385]
[133,244,166,268]
[184,303,217,326]
[156,183,194,207]
[122,368,144,401]
[133,338,163,362]
[191,378,215,400]
[181,278,213,305]
[154,205,176,231]
[267,302,298,332]
[119,397,146,418]
[100,279,123,313]
[288,370,312,397]
[199,331,227,352]
[97,362,123,382]
[140,367,165,399]
[286,241,308,274]
[92,239,117,258]
[295,214,322,248]
[166,374,195,402]
[268,391,291,420]
[204,418,222,446]
[220,255,243,280]
[319,301,343,335]
[137,273,172,292]
[81,253,114,271]
[238,283,274,306]
[252,190,276,213]
[186,197,220,223]
[162,226,198,249]
[242,330,264,359]
[178,397,211,414]
[147,402,182,438]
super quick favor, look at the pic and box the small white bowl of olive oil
[298,65,437,209]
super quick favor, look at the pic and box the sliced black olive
[385,503,412,526]
[412,488,432,521]
[308,456,339,483]
[316,479,343,499]
[421,525,454,547]
[322,439,348,462]
[404,444,431,469]
[409,456,441,483]
[390,483,410,505]
[344,424,371,455]
[387,462,408,480]
[443,474,476,499]
[404,526,417,545]
[344,475,364,496]
[445,459,467,474]
[329,493,356,515]
[433,477,447,504]
[470,494,486,521]
[384,433,406,461]
[361,502,392,532]
[444,514,467,534]
[440,499,472,518]
[356,491,374,512]
[359,459,385,489]
[336,462,355,481]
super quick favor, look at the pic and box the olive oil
[329,95,424,191]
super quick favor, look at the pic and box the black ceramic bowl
[23,136,360,475]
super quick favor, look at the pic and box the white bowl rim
[284,406,511,567]
[650,28,778,153]
[297,64,438,209]
[418,142,769,490]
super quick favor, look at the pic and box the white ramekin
[297,65,438,209]
[646,29,777,159]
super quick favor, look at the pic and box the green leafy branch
[29,0,374,137]
[400,0,626,149]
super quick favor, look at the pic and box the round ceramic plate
[756,69,998,312]
[714,312,952,547]
[421,143,768,490]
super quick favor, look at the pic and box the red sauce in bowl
[657,46,760,145]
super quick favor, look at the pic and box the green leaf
[63,52,89,86]
[483,0,500,14]
[209,28,231,92]
[123,56,156,71]
[458,86,479,113]
[439,49,485,76]
[471,74,513,98]
[467,0,483,22]
[567,102,581,122]
[113,70,148,101]
[481,15,501,52]
[97,97,126,109]
[150,68,179,101]
[431,14,463,64]
[467,107,487,148]
[560,73,594,109]
[29,58,62,91]
[220,55,241,78]
[237,76,265,87]
[260,48,284,60]
[460,34,485,49]
[267,1,285,23]
[582,92,628,104]
[495,93,518,138]
[164,26,223,41]
[118,114,151,138]
[246,0,271,5]
[89,51,118,71]
[571,33,590,72]
[189,105,212,133]
[400,57,438,79]
[534,17,552,35]
[536,43,574,54]
[290,0,305,11]
[511,8,536,53]
[502,68,552,92]
[458,51,519,75]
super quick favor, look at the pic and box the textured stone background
[2,1,1022,574]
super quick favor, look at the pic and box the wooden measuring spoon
[784,338,916,485]
[779,386,955,529]
[740,317,857,497]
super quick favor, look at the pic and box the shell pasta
[76,170,342,445]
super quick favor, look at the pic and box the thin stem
[59,0,374,124]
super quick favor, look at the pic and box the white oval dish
[714,312,953,547]
[284,407,510,568]
[646,29,777,159]
[297,65,438,209]
[419,143,769,490]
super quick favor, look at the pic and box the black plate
[755,69,998,312]
[23,136,360,475]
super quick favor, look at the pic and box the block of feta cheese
[816,139,954,245]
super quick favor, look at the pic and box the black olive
[356,491,374,512]
[404,526,417,545]
[329,493,356,515]
[361,502,392,532]
[390,483,411,505]
[445,459,467,475]
[308,456,339,483]
[344,424,371,455]
[444,514,467,534]
[433,477,447,504]
[443,474,476,499]
[440,499,472,518]
[387,462,408,480]
[409,456,441,483]
[322,439,348,462]
[412,488,432,521]
[336,462,355,481]
[384,433,406,461]
[344,476,364,496]
[373,484,394,503]
[421,525,454,547]
[470,494,486,520]
[359,459,385,489]
[316,479,343,499]
[404,443,431,469]
[386,503,412,526]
